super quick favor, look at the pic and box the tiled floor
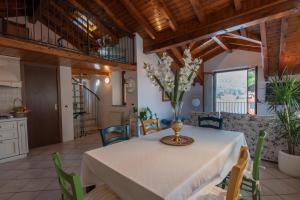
[0,133,299,200]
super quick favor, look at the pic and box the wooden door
[24,65,60,148]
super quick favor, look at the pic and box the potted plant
[267,72,300,177]
[144,49,202,144]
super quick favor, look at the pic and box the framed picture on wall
[162,90,170,102]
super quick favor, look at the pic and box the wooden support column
[260,22,269,79]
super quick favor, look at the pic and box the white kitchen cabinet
[17,119,29,154]
[0,118,28,163]
[0,139,19,159]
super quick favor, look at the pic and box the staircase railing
[72,77,100,138]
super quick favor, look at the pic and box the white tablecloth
[81,125,247,200]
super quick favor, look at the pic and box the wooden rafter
[229,44,261,52]
[279,17,289,76]
[93,0,130,32]
[240,29,248,37]
[212,36,231,52]
[188,0,205,23]
[144,0,300,52]
[233,0,242,11]
[260,22,269,79]
[202,46,225,61]
[192,39,215,55]
[225,33,261,45]
[120,0,156,39]
[170,47,183,65]
[156,0,178,31]
[196,62,204,84]
[222,36,261,47]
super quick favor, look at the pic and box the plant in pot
[267,72,300,177]
[144,49,202,145]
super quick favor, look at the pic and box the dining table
[81,125,248,200]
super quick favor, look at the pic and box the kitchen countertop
[0,117,27,122]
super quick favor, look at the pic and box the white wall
[135,34,173,120]
[59,66,74,142]
[203,50,270,115]
[181,83,203,118]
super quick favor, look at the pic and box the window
[214,68,257,114]
[73,11,97,33]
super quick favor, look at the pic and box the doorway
[23,64,60,148]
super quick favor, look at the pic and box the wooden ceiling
[1,0,300,81]
[65,0,300,81]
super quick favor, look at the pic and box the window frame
[213,67,258,115]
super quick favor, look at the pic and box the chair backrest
[252,130,267,181]
[52,152,84,200]
[226,147,249,200]
[100,124,130,146]
[141,118,160,134]
[198,116,223,129]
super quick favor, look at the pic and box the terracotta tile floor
[0,133,299,200]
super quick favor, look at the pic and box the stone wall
[187,112,300,162]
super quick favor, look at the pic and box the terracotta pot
[278,150,300,177]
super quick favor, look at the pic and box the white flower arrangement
[144,48,202,119]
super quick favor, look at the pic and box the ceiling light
[104,76,110,84]
[94,64,101,69]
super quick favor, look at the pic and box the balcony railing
[0,0,135,65]
[216,101,248,114]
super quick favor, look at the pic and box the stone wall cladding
[187,112,300,162]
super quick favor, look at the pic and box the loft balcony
[0,0,135,68]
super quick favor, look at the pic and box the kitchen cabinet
[0,139,19,159]
[0,118,28,163]
[18,120,29,154]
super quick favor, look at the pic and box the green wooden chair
[220,130,266,200]
[240,130,266,200]
[52,152,120,200]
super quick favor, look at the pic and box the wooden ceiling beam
[260,22,269,79]
[93,0,130,32]
[192,39,215,55]
[202,46,225,61]
[196,62,204,85]
[170,47,183,65]
[240,29,248,37]
[156,0,178,31]
[188,0,205,23]
[144,0,300,53]
[224,33,261,45]
[222,36,261,47]
[279,17,289,76]
[120,0,156,39]
[72,67,110,76]
[229,44,261,52]
[212,36,231,52]
[233,0,242,11]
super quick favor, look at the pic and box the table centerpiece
[144,48,202,145]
